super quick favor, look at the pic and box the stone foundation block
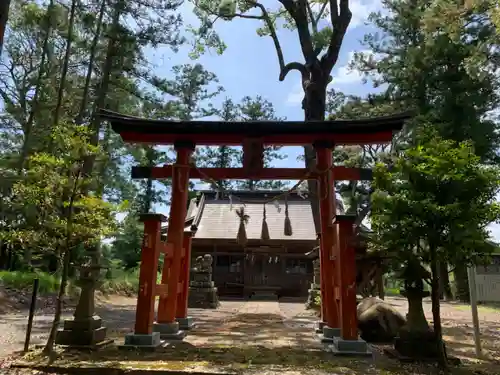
[153,322,186,340]
[176,316,195,330]
[329,337,372,357]
[317,325,341,343]
[120,332,162,350]
[314,321,326,334]
[55,326,107,346]
[63,315,102,331]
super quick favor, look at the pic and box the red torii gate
[100,109,409,353]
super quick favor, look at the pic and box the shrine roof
[169,190,346,243]
[99,109,412,146]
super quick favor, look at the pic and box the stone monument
[56,252,110,348]
[188,254,219,308]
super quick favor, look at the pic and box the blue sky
[144,0,383,169]
[140,0,500,242]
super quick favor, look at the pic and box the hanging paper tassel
[284,195,293,236]
[273,200,281,213]
[261,204,270,240]
[236,206,249,246]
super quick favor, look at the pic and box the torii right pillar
[331,214,372,356]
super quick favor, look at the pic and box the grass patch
[0,267,151,298]
[452,303,500,314]
[0,270,60,294]
[385,287,401,296]
[99,268,161,296]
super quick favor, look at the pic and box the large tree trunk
[303,74,329,233]
[43,171,80,354]
[0,0,10,56]
[430,254,448,370]
[52,0,78,126]
[76,0,106,124]
[18,0,55,171]
[439,261,453,300]
[454,263,469,302]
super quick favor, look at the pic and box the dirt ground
[1,295,499,374]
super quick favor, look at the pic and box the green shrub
[0,267,160,297]
[0,271,60,294]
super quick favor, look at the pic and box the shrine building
[164,189,379,299]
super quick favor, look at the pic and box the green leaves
[218,0,237,19]
[372,131,500,269]
[1,123,118,261]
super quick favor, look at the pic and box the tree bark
[303,72,329,234]
[18,0,54,171]
[439,261,453,300]
[430,251,448,370]
[0,0,10,56]
[76,0,106,124]
[43,170,80,354]
[52,0,78,126]
[454,263,470,302]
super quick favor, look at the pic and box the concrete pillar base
[328,337,373,357]
[153,322,186,340]
[317,325,341,343]
[314,321,327,334]
[176,316,195,330]
[119,332,164,351]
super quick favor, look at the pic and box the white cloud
[287,85,305,106]
[349,0,382,28]
[311,0,383,30]
[332,49,374,85]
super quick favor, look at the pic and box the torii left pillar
[122,213,166,349]
[153,141,194,340]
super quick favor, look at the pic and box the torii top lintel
[98,109,411,146]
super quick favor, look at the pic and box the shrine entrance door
[244,252,281,295]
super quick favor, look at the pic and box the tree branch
[279,0,316,65]
[279,62,308,82]
[321,0,352,73]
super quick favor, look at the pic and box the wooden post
[176,231,193,319]
[157,142,194,324]
[135,214,166,334]
[467,266,482,357]
[24,278,39,352]
[336,215,358,340]
[315,144,339,330]
[317,233,328,325]
[376,265,385,300]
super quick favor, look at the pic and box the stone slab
[63,316,102,331]
[56,339,114,351]
[55,326,107,346]
[328,337,373,357]
[317,334,334,343]
[120,332,164,351]
[153,322,187,340]
[153,322,179,334]
[315,321,326,334]
[158,330,187,341]
[176,316,195,330]
[323,326,341,338]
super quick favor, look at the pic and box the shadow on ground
[443,324,500,364]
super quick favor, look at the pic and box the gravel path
[1,295,499,363]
